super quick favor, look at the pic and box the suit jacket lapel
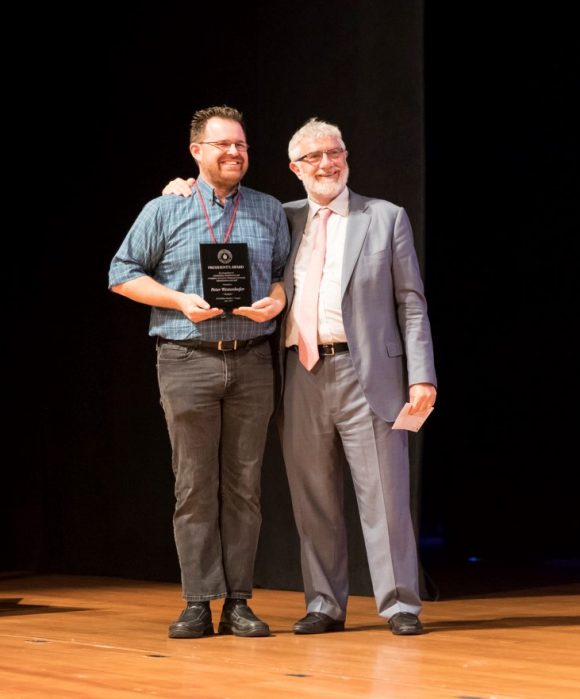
[342,191,371,297]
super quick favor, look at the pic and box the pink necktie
[298,207,331,370]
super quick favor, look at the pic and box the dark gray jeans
[157,341,274,602]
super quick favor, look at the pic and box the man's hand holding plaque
[178,292,224,323]
[233,295,284,322]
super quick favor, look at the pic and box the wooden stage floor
[1,572,579,698]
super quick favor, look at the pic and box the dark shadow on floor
[423,615,580,631]
[0,598,91,617]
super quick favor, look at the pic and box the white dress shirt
[286,187,350,347]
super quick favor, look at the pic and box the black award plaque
[200,243,253,309]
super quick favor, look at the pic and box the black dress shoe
[388,612,424,635]
[218,599,270,637]
[168,602,213,639]
[293,612,345,635]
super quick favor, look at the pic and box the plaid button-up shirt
[109,178,290,340]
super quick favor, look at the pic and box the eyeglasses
[198,141,250,152]
[294,147,346,165]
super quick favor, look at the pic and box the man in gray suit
[282,118,437,636]
[162,117,437,635]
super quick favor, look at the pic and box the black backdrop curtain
[5,2,578,587]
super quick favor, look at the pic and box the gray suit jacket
[282,189,436,422]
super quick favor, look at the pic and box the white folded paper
[392,403,434,432]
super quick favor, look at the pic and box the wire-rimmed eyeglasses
[294,147,346,165]
[198,141,250,152]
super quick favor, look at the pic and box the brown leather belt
[158,335,270,351]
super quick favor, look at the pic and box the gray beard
[303,167,349,202]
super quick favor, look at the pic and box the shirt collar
[195,176,241,205]
[308,186,349,219]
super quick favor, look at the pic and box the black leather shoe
[218,599,270,637]
[293,612,345,634]
[168,603,213,639]
[388,612,424,635]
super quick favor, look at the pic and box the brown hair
[189,105,245,143]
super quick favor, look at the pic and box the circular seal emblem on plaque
[217,248,233,264]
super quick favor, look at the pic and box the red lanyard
[193,180,241,244]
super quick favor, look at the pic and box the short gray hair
[288,118,345,161]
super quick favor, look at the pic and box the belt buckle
[217,339,238,351]
[320,344,334,356]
